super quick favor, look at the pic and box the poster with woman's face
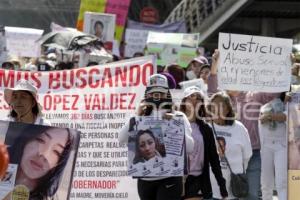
[288,92,300,170]
[288,91,300,199]
[126,116,186,177]
[0,120,80,200]
[83,12,116,42]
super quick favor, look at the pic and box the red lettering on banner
[49,71,60,89]
[31,72,42,88]
[89,68,100,88]
[0,70,15,87]
[43,94,79,111]
[62,70,74,89]
[0,70,42,88]
[72,180,117,189]
[47,62,153,90]
[129,65,140,86]
[128,93,136,110]
[101,68,113,87]
[115,67,127,87]
[75,69,87,88]
[84,93,136,110]
[142,63,154,85]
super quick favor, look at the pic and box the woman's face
[11,91,36,116]
[138,133,156,160]
[185,93,202,113]
[210,97,229,120]
[199,67,210,81]
[94,24,103,37]
[20,128,69,179]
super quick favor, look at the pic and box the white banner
[218,33,292,92]
[5,27,44,58]
[0,56,156,199]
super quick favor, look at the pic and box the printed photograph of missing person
[84,12,116,42]
[216,136,226,158]
[128,120,166,165]
[2,121,80,200]
[92,20,105,41]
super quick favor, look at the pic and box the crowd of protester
[1,30,300,200]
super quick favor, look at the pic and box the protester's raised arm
[211,49,219,75]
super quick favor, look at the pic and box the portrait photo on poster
[83,12,116,42]
[127,117,166,165]
[126,116,186,177]
[0,120,80,200]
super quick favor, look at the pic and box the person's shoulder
[233,120,248,134]
[173,110,185,116]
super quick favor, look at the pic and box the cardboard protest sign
[0,121,80,200]
[126,116,186,177]
[218,33,292,92]
[83,12,116,42]
[0,56,155,199]
[125,21,187,57]
[288,90,300,200]
[145,32,199,67]
[77,0,131,41]
[124,29,149,57]
[5,27,44,58]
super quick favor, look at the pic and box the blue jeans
[244,150,261,200]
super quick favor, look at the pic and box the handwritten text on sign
[218,33,292,92]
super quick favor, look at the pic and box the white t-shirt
[258,98,287,143]
[210,120,252,199]
[118,110,194,181]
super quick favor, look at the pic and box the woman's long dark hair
[7,124,74,199]
[133,129,166,164]
[208,92,235,126]
[133,129,156,164]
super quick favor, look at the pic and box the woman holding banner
[119,74,194,200]
[180,86,228,200]
[4,79,50,125]
[207,92,252,200]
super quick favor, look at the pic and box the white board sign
[218,33,293,92]
[124,29,149,57]
[5,27,44,58]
